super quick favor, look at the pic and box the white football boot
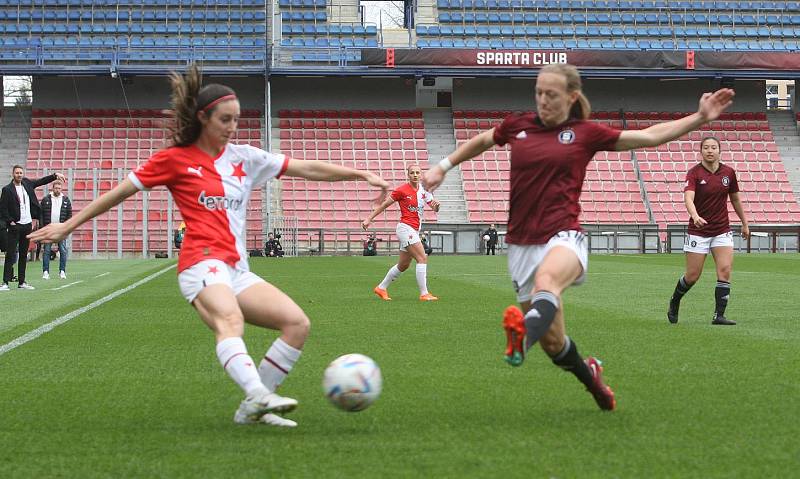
[233,391,297,424]
[260,413,298,427]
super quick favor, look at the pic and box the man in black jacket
[483,224,499,255]
[40,178,72,280]
[0,165,64,290]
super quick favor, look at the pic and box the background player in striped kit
[362,164,440,302]
[30,65,389,427]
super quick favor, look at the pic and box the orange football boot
[503,305,526,366]
[373,286,392,301]
[419,293,439,301]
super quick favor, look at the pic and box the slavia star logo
[231,162,247,183]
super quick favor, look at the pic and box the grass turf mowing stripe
[0,263,176,357]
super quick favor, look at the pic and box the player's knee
[214,311,245,336]
[717,265,732,281]
[684,270,701,284]
[533,271,558,293]
[397,263,409,272]
[416,254,427,264]
[288,312,310,339]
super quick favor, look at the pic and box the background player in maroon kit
[362,164,440,301]
[30,65,389,427]
[667,137,750,326]
[423,63,734,411]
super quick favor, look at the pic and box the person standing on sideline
[40,178,73,280]
[423,63,734,411]
[30,64,389,427]
[363,164,441,301]
[667,137,749,326]
[484,223,499,255]
[0,165,64,291]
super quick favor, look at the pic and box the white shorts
[683,231,734,254]
[396,222,421,251]
[508,230,589,303]
[177,259,264,303]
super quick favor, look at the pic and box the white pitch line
[94,272,111,279]
[0,264,176,357]
[49,280,83,291]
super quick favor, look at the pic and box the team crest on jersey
[558,129,575,144]
[722,176,730,186]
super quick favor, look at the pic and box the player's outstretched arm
[285,159,387,187]
[423,128,496,192]
[285,159,389,211]
[28,178,139,243]
[615,88,735,151]
[362,196,396,230]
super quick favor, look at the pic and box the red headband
[200,94,237,113]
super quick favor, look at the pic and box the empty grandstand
[1,0,798,256]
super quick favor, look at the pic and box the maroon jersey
[684,162,739,237]
[494,114,621,244]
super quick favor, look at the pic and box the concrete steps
[767,111,800,199]
[423,109,468,224]
[0,106,31,174]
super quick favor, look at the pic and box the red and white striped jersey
[391,182,434,231]
[129,143,289,273]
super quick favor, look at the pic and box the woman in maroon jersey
[667,137,750,326]
[423,64,734,411]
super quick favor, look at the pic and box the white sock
[215,337,266,397]
[416,263,429,295]
[378,264,403,290]
[258,338,302,392]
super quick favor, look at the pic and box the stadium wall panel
[453,78,766,113]
[270,77,416,110]
[33,76,266,109]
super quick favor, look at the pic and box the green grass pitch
[0,254,798,478]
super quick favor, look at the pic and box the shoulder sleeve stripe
[127,171,148,191]
[276,155,289,179]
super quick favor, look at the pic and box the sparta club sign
[476,51,568,66]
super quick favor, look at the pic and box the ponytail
[168,64,237,147]
[570,91,591,120]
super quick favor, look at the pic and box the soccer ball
[322,354,382,412]
[483,234,490,241]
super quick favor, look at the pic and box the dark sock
[715,280,730,316]
[551,336,594,389]
[671,276,695,304]
[524,291,559,350]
